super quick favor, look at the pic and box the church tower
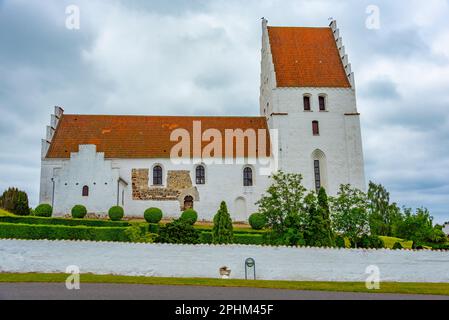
[260,19,365,194]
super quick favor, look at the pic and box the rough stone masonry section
[132,169,195,201]
[1,240,449,282]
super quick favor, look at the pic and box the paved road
[0,283,447,300]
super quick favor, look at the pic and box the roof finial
[261,17,268,29]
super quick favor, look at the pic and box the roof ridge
[63,114,266,118]
[268,26,331,29]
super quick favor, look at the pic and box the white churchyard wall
[1,240,449,283]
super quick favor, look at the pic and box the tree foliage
[256,171,308,245]
[394,207,446,245]
[256,172,446,249]
[212,201,234,244]
[330,184,369,247]
[367,181,402,236]
[0,187,30,216]
[304,188,335,247]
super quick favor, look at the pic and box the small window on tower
[303,95,311,111]
[314,160,321,192]
[319,96,326,111]
[312,121,320,135]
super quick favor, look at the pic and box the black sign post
[245,258,256,280]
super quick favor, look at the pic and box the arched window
[319,95,326,111]
[312,149,327,192]
[314,160,321,192]
[196,165,205,185]
[153,165,163,185]
[82,185,89,197]
[312,121,320,135]
[243,167,253,187]
[303,95,311,111]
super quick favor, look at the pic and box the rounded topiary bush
[180,209,198,225]
[71,205,87,219]
[144,207,163,223]
[34,204,53,217]
[248,213,267,230]
[108,206,124,221]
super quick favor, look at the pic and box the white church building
[39,20,365,221]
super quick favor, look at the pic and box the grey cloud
[359,77,400,100]
[0,0,449,223]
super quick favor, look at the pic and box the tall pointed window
[82,185,89,197]
[153,165,163,185]
[243,167,253,187]
[196,165,205,185]
[303,95,311,111]
[312,121,320,135]
[319,96,326,111]
[314,160,321,192]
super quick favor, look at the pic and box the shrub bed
[0,216,130,228]
[0,222,130,242]
[148,223,159,234]
[156,219,200,244]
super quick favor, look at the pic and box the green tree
[256,171,309,244]
[0,187,30,216]
[212,201,234,244]
[367,181,402,236]
[330,184,369,247]
[305,187,335,247]
[394,207,445,245]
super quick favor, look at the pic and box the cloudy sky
[1,0,448,222]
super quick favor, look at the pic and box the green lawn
[0,209,13,216]
[379,236,413,249]
[0,273,448,296]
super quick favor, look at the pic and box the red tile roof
[46,115,271,159]
[268,26,351,88]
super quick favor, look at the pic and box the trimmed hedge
[0,216,130,228]
[195,225,266,235]
[108,206,124,221]
[199,232,213,244]
[0,222,130,242]
[71,205,87,219]
[144,208,163,224]
[234,233,266,245]
[34,204,53,217]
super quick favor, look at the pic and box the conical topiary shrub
[212,201,234,244]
